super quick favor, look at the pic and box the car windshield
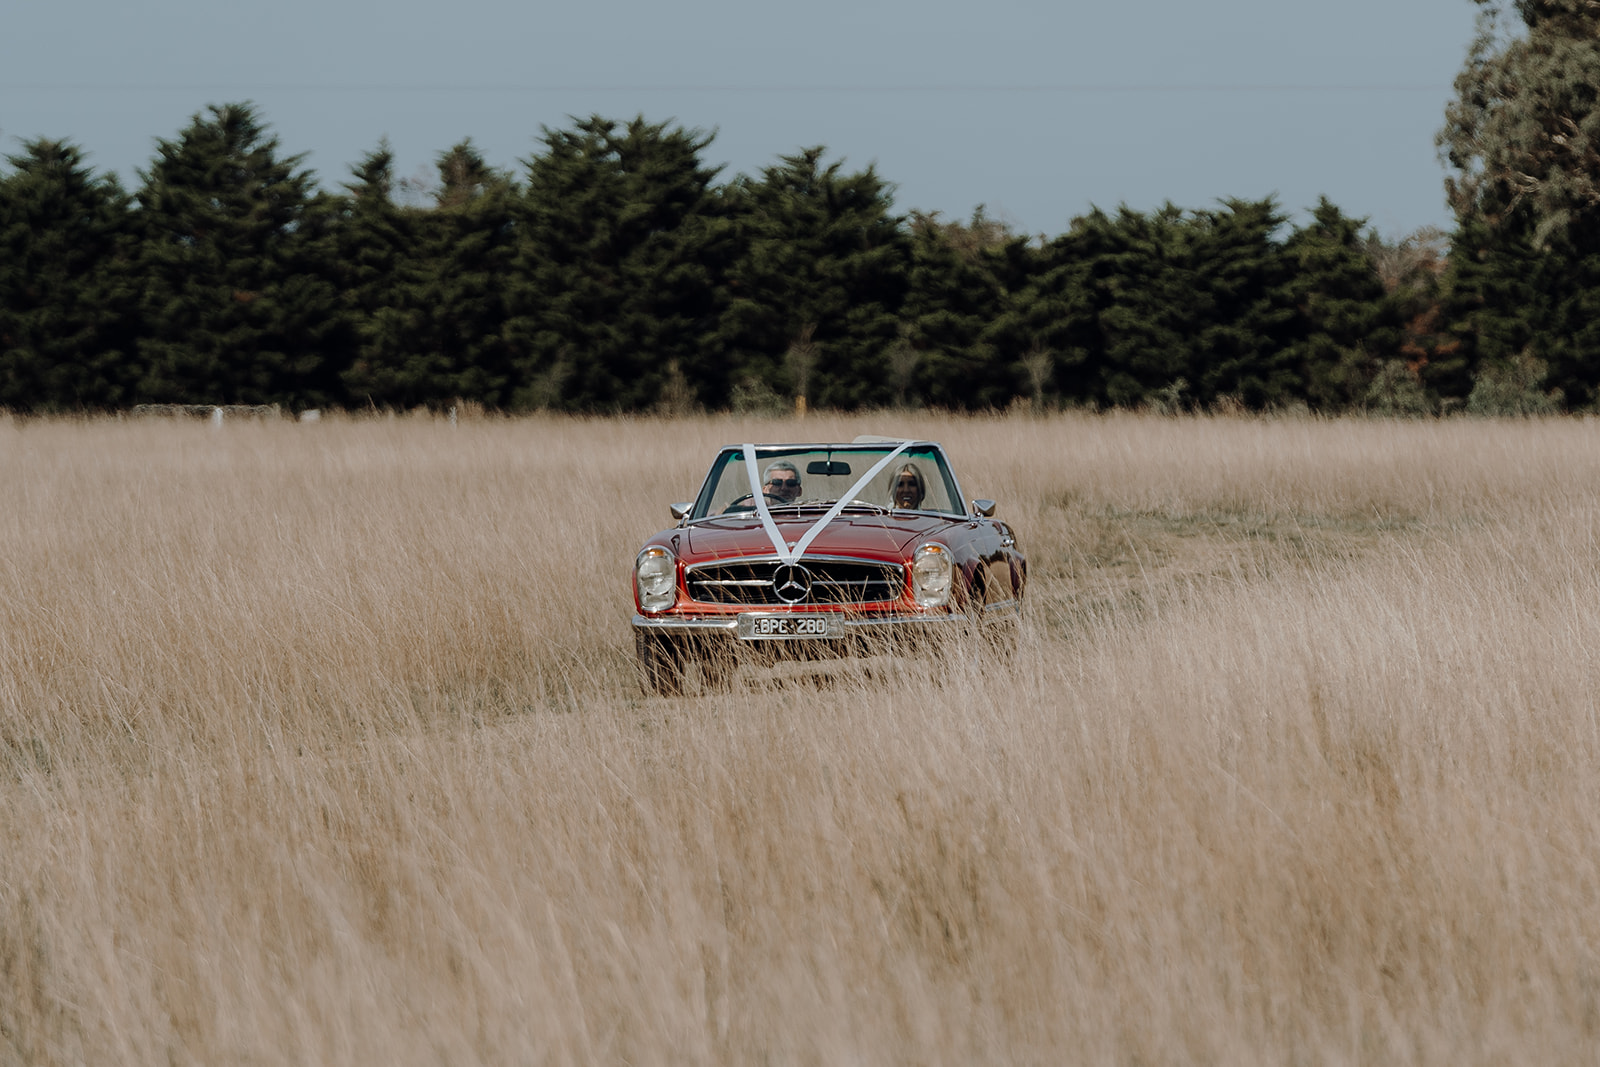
[690,444,962,520]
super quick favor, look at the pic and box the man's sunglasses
[767,478,801,489]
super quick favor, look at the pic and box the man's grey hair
[762,461,800,482]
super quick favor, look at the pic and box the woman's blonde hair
[888,462,925,507]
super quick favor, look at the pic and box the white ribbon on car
[741,440,915,565]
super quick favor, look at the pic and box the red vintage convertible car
[631,437,1026,693]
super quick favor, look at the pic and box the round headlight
[635,547,677,612]
[910,543,953,607]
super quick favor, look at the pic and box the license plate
[736,614,842,641]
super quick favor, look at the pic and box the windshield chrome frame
[684,442,966,523]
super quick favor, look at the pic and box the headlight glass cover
[635,546,677,612]
[910,542,954,607]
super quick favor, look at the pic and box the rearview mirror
[971,499,997,518]
[670,502,692,521]
[807,460,852,476]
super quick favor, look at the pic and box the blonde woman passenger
[888,462,925,510]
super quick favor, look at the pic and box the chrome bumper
[632,611,972,636]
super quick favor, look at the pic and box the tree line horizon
[2,5,1594,417]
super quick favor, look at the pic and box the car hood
[685,510,954,561]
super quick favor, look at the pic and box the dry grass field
[2,410,1599,1064]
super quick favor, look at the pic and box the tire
[636,631,686,696]
[696,641,734,693]
[983,613,1020,661]
[965,572,1019,662]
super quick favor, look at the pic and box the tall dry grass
[2,411,1599,1063]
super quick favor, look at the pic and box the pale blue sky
[2,0,1481,236]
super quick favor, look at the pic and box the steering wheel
[723,492,786,513]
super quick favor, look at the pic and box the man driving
[762,461,803,504]
[721,460,803,513]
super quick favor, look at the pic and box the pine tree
[999,215,1110,408]
[1008,201,1304,411]
[1185,198,1299,408]
[901,208,1034,409]
[509,116,732,411]
[332,141,414,408]
[716,148,910,409]
[1444,206,1600,408]
[344,140,517,408]
[0,139,138,409]
[1056,205,1198,408]
[1277,198,1398,410]
[1101,207,1208,408]
[134,103,342,407]
[1542,228,1600,408]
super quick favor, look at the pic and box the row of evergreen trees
[0,101,1567,414]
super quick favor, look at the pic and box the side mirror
[971,499,997,518]
[670,502,693,522]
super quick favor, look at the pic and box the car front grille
[686,558,904,606]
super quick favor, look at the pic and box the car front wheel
[635,631,686,696]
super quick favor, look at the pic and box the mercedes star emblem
[772,563,812,604]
